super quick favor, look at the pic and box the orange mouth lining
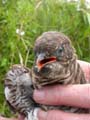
[37,57,56,69]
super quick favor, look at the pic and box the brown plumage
[4,31,89,120]
[32,31,86,87]
[4,65,39,120]
[32,31,89,113]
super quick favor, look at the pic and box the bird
[32,31,89,112]
[32,31,86,87]
[4,31,89,120]
[4,65,39,120]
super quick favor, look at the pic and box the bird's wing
[4,64,35,115]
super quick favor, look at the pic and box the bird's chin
[33,64,51,76]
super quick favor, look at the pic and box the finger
[18,114,25,120]
[0,116,17,120]
[77,60,90,82]
[33,84,90,108]
[38,110,90,120]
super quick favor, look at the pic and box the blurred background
[0,0,90,117]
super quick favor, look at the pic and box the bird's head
[33,31,76,78]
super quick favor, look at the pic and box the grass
[0,0,90,117]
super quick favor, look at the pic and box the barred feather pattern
[32,58,86,87]
[4,65,36,115]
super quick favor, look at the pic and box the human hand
[33,60,90,120]
[0,115,24,120]
[0,116,17,120]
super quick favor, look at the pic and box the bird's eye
[58,47,64,53]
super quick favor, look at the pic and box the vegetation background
[0,0,90,117]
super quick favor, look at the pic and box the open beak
[36,53,56,70]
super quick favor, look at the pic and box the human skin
[0,60,90,120]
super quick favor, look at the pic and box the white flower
[16,28,25,36]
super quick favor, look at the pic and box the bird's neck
[32,58,86,89]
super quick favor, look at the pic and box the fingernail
[38,110,47,120]
[33,90,45,102]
